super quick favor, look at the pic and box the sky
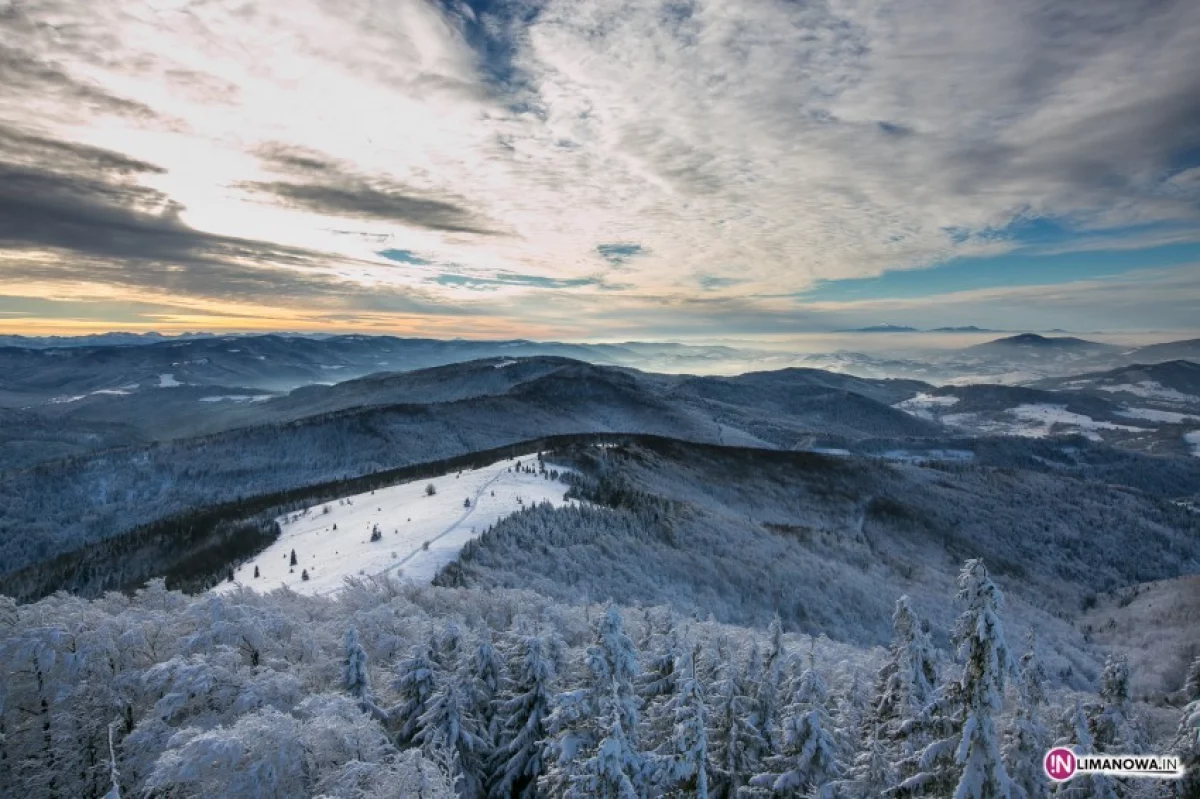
[1,0,1198,340]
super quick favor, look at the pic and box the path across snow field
[213,456,574,596]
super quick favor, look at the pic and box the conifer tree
[414,668,490,797]
[753,656,841,796]
[568,680,643,798]
[653,647,710,796]
[1053,700,1116,799]
[870,596,938,745]
[392,642,439,745]
[541,605,645,795]
[1003,633,1051,799]
[1168,655,1200,799]
[343,628,372,701]
[950,559,1014,799]
[490,635,556,798]
[708,654,765,798]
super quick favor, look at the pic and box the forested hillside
[5,562,1196,798]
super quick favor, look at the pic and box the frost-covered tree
[1003,633,1051,799]
[1053,699,1116,799]
[838,725,897,798]
[752,659,841,797]
[1089,655,1140,754]
[343,628,373,701]
[392,642,439,745]
[751,616,788,758]
[1168,655,1200,799]
[652,646,710,796]
[541,605,645,795]
[469,630,504,745]
[949,559,1015,799]
[566,680,644,799]
[707,654,765,798]
[145,695,395,798]
[640,615,684,749]
[870,597,938,748]
[413,668,490,797]
[490,635,556,798]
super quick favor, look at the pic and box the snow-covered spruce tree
[1168,655,1200,799]
[751,657,841,797]
[489,635,556,798]
[1052,699,1116,799]
[869,596,939,753]
[540,605,645,795]
[948,559,1015,799]
[707,653,766,798]
[344,628,372,701]
[470,629,504,746]
[1003,632,1051,799]
[343,627,390,724]
[752,615,788,759]
[640,615,684,751]
[413,666,491,797]
[566,679,644,799]
[1089,654,1143,754]
[391,641,439,745]
[651,646,710,796]
[892,561,1014,798]
[847,724,898,797]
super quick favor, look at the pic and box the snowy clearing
[157,373,181,387]
[214,456,574,596]
[1097,381,1194,403]
[1187,431,1200,457]
[893,392,959,420]
[943,404,1141,440]
[1116,407,1200,423]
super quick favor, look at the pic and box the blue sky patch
[597,243,646,265]
[801,241,1200,302]
[377,249,432,265]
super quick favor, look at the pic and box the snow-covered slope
[214,456,573,595]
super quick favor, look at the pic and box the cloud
[1,0,1198,335]
[435,272,601,291]
[240,144,500,235]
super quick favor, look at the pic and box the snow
[1097,381,1194,403]
[214,456,574,596]
[1009,404,1140,434]
[157,373,181,388]
[1116,407,1199,424]
[1187,431,1200,457]
[943,404,1142,440]
[893,392,959,420]
[494,359,518,368]
[90,388,132,396]
[199,395,273,403]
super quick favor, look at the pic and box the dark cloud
[0,125,436,309]
[241,144,500,235]
[0,49,159,120]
